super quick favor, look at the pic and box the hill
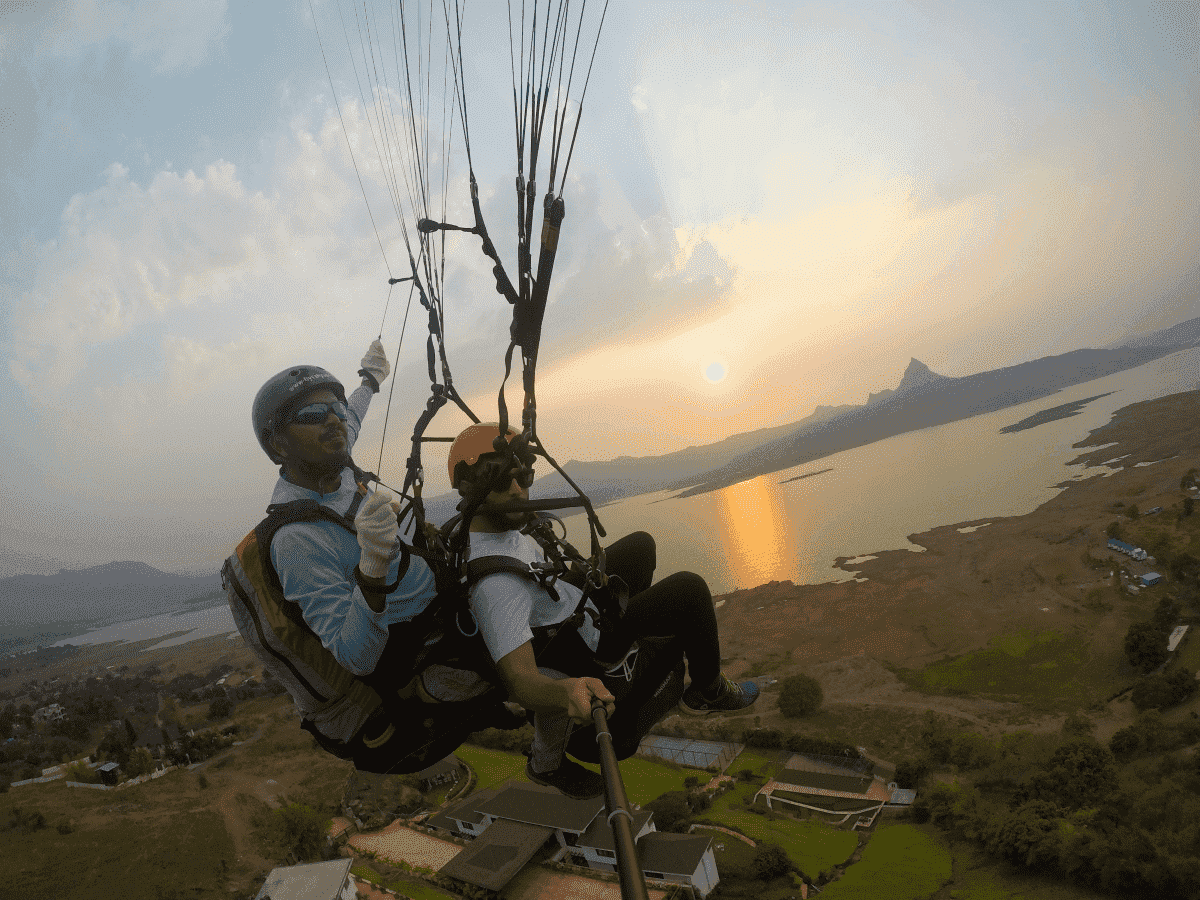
[0,561,221,629]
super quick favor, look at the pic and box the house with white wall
[429,781,720,897]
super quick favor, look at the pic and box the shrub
[1124,621,1168,674]
[645,791,694,832]
[1109,726,1142,762]
[1130,669,1198,712]
[777,674,823,718]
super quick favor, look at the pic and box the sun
[703,358,728,384]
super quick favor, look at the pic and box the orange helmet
[448,423,521,487]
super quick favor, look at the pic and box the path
[502,867,668,900]
[349,822,463,870]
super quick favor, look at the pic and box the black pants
[595,531,721,690]
[306,686,505,775]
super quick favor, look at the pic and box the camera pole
[592,701,650,900]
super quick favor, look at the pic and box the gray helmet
[252,365,346,463]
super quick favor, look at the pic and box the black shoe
[525,759,605,800]
[679,674,760,715]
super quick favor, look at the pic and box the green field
[352,866,459,900]
[820,824,950,899]
[712,808,858,874]
[455,742,696,803]
[702,750,856,874]
[609,755,692,806]
[2,779,238,900]
[453,745,527,790]
[895,628,1125,711]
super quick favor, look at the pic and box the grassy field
[455,743,695,804]
[819,824,950,899]
[893,627,1128,713]
[701,750,856,875]
[2,775,238,899]
[711,836,813,900]
[609,755,691,806]
[713,807,858,875]
[452,745,528,791]
[917,832,1116,900]
[351,865,460,900]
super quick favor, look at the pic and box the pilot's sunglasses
[290,400,349,426]
[484,461,535,491]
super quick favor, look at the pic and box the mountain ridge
[0,561,221,629]
[424,313,1200,517]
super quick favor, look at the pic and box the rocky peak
[894,358,950,395]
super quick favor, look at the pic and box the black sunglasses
[474,458,535,491]
[289,400,349,426]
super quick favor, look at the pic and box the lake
[53,346,1200,650]
[561,346,1200,595]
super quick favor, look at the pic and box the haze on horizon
[1,0,1197,578]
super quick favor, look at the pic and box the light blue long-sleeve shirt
[268,381,437,677]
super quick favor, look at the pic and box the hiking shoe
[679,675,760,715]
[525,758,605,800]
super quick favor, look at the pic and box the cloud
[10,161,272,398]
[35,0,229,74]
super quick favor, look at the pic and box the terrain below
[711,389,1200,750]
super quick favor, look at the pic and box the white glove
[354,487,402,579]
[358,339,391,393]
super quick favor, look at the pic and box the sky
[1,0,1198,577]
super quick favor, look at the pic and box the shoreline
[711,388,1200,730]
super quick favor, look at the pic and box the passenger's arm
[272,525,389,676]
[496,642,615,724]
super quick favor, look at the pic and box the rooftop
[579,807,654,851]
[438,819,555,892]
[638,832,712,876]
[773,768,875,795]
[474,782,605,833]
[427,787,498,830]
[254,859,352,900]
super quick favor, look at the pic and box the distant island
[999,392,1116,434]
[780,467,833,484]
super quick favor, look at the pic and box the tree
[1061,713,1095,739]
[1132,669,1198,711]
[1124,621,1168,673]
[1108,726,1142,762]
[269,803,328,862]
[1184,497,1194,517]
[1152,596,1180,632]
[750,844,793,880]
[1126,504,1140,520]
[892,758,929,790]
[1130,676,1176,712]
[645,791,693,832]
[1170,551,1199,582]
[1106,521,1123,539]
[125,747,155,778]
[984,799,1064,868]
[208,695,233,720]
[919,711,954,764]
[777,674,823,718]
[949,732,996,770]
[1033,741,1117,809]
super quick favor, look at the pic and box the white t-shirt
[466,530,600,665]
